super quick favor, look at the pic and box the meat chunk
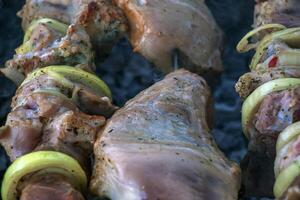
[90,70,240,200]
[242,87,300,197]
[0,65,113,162]
[20,173,84,200]
[114,0,223,74]
[14,73,117,117]
[36,110,105,171]
[23,22,65,52]
[19,0,222,74]
[19,0,128,52]
[236,68,300,100]
[0,67,111,199]
[254,0,300,27]
[254,87,300,135]
[3,25,95,83]
[0,92,77,160]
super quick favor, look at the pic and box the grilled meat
[0,66,113,200]
[236,68,300,100]
[90,70,240,200]
[254,88,300,136]
[19,173,85,200]
[0,1,226,199]
[0,9,116,198]
[3,24,95,85]
[254,0,300,27]
[114,0,223,74]
[19,0,128,52]
[236,0,300,198]
[18,0,222,74]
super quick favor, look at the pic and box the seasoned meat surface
[114,0,223,74]
[14,73,118,117]
[0,66,114,165]
[254,87,300,135]
[0,92,76,160]
[36,109,105,171]
[236,68,300,100]
[19,0,222,74]
[3,25,95,82]
[19,0,128,51]
[20,173,84,200]
[90,70,240,200]
[254,0,300,27]
[242,87,300,197]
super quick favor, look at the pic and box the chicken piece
[0,67,112,199]
[114,0,223,74]
[242,87,300,197]
[19,173,84,200]
[90,70,240,200]
[3,25,95,84]
[36,110,105,171]
[254,0,300,27]
[235,67,300,100]
[20,0,222,74]
[19,0,128,52]
[236,0,300,198]
[0,92,76,160]
[14,72,117,117]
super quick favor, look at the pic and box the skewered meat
[114,0,223,74]
[0,66,114,200]
[254,0,300,27]
[2,23,95,85]
[235,67,300,100]
[90,69,241,200]
[0,1,227,199]
[0,15,115,198]
[0,1,118,196]
[236,0,300,198]
[19,173,85,200]
[19,0,128,53]
[18,0,223,74]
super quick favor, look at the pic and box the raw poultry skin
[90,70,240,200]
[114,0,223,74]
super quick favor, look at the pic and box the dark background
[0,0,270,199]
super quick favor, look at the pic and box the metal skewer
[172,49,180,70]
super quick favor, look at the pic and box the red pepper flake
[268,56,278,68]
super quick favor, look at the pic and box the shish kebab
[236,0,300,198]
[1,0,223,87]
[0,0,241,200]
[89,69,241,200]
